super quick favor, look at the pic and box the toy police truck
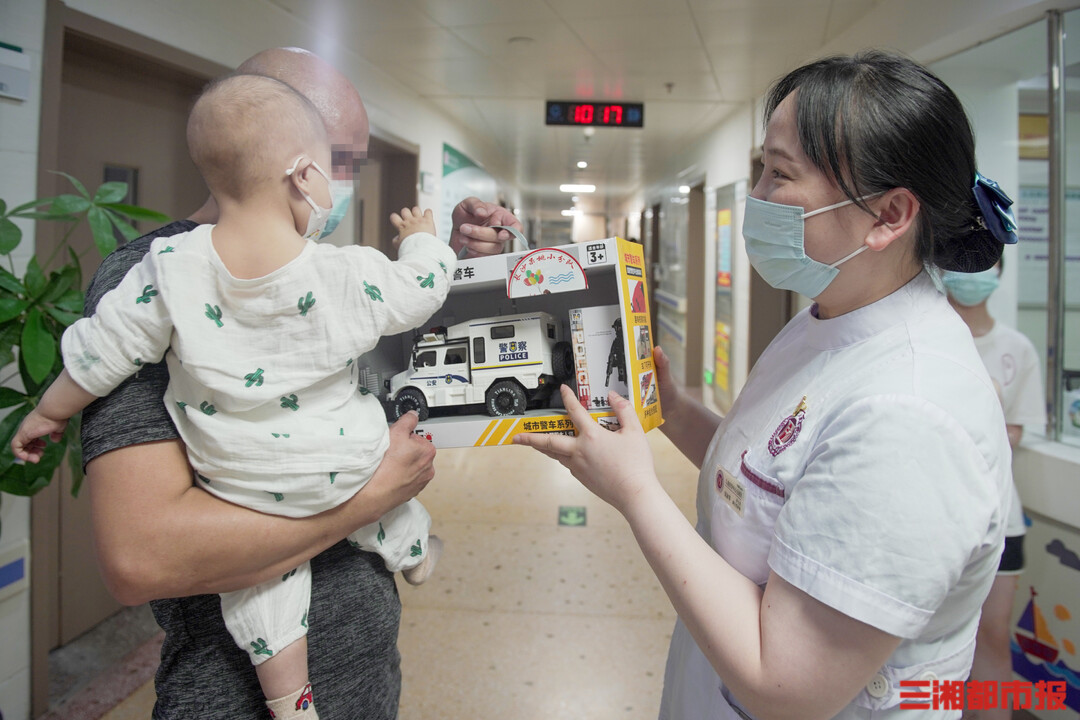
[385,311,574,420]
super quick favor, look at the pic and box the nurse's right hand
[652,346,684,420]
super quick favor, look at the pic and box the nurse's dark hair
[764,50,1002,272]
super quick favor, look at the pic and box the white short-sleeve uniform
[973,323,1044,539]
[63,224,456,663]
[658,273,1012,719]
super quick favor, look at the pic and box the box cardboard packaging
[360,237,662,447]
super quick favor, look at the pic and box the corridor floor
[97,427,698,720]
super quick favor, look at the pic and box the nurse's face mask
[743,194,877,298]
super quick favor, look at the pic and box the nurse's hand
[513,385,657,515]
[450,198,521,258]
[652,346,685,420]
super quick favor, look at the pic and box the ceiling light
[678,185,691,193]
[577,161,588,169]
[583,127,596,138]
[571,196,580,202]
[560,184,595,193]
[561,208,581,217]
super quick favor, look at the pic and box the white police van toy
[385,311,574,420]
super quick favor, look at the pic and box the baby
[13,74,456,719]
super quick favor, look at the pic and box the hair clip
[973,173,1018,245]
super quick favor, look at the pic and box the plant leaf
[0,297,28,324]
[0,388,25,408]
[100,203,171,223]
[0,463,54,497]
[0,217,21,254]
[52,289,84,313]
[50,194,92,216]
[41,266,76,303]
[13,211,76,221]
[52,171,90,199]
[103,209,139,242]
[87,206,117,257]
[23,257,46,297]
[0,267,24,295]
[93,181,129,204]
[44,305,81,327]
[8,197,57,214]
[21,308,57,384]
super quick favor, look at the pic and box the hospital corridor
[3,0,1080,719]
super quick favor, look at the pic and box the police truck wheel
[393,388,429,421]
[552,341,574,383]
[486,381,526,416]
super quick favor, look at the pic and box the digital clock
[545,101,644,128]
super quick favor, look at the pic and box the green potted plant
[0,173,170,534]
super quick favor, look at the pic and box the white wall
[0,1,46,716]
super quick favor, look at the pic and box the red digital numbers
[573,104,594,124]
[546,101,644,128]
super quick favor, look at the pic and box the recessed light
[560,184,595,192]
[561,208,581,217]
[577,161,588,169]
[678,185,691,194]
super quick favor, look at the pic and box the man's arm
[89,413,435,605]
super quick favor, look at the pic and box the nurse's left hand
[513,384,657,515]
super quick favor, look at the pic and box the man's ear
[866,188,920,251]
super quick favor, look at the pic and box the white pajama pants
[220,496,431,665]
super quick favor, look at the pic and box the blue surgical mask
[742,195,872,298]
[321,179,354,238]
[286,157,333,241]
[941,268,999,306]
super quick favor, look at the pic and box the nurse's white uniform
[658,273,1012,719]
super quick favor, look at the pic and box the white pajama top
[659,272,1012,720]
[63,224,456,516]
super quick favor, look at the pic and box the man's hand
[450,197,522,258]
[352,411,436,517]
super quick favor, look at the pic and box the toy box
[359,237,662,447]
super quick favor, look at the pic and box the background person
[80,47,520,720]
[516,50,1014,719]
[942,259,1045,720]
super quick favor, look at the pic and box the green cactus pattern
[204,304,223,327]
[358,386,371,395]
[133,358,142,366]
[282,568,297,582]
[301,612,308,629]
[363,281,383,302]
[377,523,386,546]
[347,539,361,550]
[271,432,291,438]
[175,401,187,411]
[297,292,316,316]
[280,394,299,411]
[266,491,285,502]
[244,368,265,387]
[136,285,158,304]
[438,261,447,275]
[196,473,211,485]
[199,401,216,415]
[410,540,423,557]
[157,246,175,254]
[417,273,434,288]
[329,472,338,484]
[250,638,273,658]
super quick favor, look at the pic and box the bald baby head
[187,73,327,202]
[237,47,369,178]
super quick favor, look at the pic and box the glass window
[473,337,485,364]
[444,348,466,365]
[416,351,436,368]
[491,325,515,339]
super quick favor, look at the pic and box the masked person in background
[517,50,1015,719]
[943,259,1045,720]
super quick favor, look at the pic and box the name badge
[715,463,745,517]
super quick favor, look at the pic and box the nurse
[515,51,1015,719]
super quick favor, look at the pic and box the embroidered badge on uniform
[768,396,808,457]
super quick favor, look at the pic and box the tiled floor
[94,429,698,720]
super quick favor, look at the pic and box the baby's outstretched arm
[11,369,97,463]
[390,207,437,249]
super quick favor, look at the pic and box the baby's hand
[390,207,436,248]
[11,409,67,464]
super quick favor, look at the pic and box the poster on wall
[440,143,498,245]
[1016,185,1080,307]
[716,208,732,288]
[713,185,737,411]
